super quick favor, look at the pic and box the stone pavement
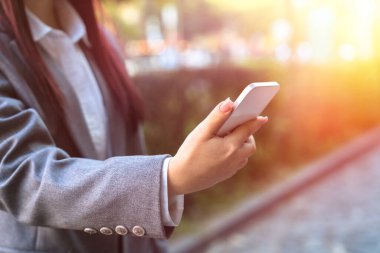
[204,142,380,253]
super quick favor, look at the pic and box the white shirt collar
[26,0,89,45]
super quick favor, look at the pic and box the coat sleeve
[0,73,172,239]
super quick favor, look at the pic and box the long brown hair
[0,0,144,133]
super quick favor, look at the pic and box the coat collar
[26,0,90,46]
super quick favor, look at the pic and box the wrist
[167,156,185,197]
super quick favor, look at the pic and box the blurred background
[101,0,380,249]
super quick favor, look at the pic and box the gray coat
[0,31,173,253]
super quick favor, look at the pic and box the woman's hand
[168,98,268,197]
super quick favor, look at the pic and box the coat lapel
[6,37,96,158]
[41,51,98,159]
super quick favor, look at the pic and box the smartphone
[217,82,280,136]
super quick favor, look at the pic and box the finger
[226,158,249,178]
[252,116,269,134]
[238,135,257,157]
[238,158,249,170]
[244,134,254,143]
[196,98,234,139]
[245,135,254,144]
[227,117,267,145]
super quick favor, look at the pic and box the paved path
[203,143,380,253]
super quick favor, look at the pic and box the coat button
[115,225,128,235]
[84,228,97,235]
[132,226,145,237]
[99,227,113,235]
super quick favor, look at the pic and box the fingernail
[258,116,269,122]
[219,97,233,113]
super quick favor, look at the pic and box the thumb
[197,98,234,138]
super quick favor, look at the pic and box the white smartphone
[217,82,280,136]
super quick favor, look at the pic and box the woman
[0,0,267,252]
